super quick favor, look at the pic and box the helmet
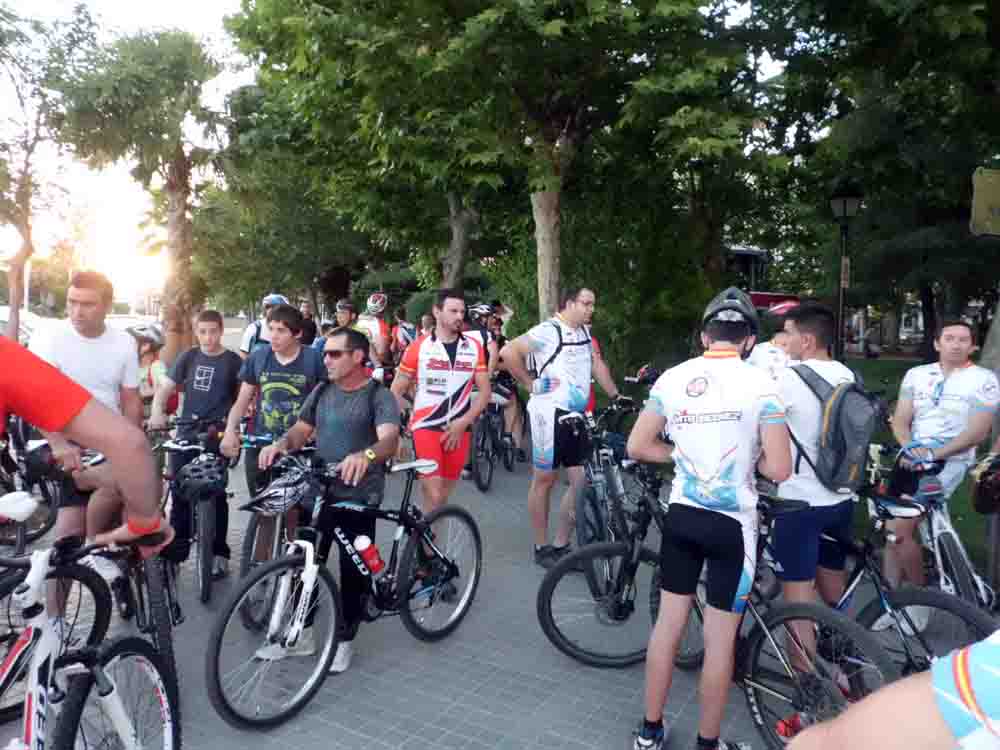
[175,455,227,501]
[244,466,320,514]
[366,293,388,316]
[126,323,164,349]
[702,287,759,335]
[335,298,356,313]
[262,293,289,307]
[469,303,493,321]
[972,454,1000,514]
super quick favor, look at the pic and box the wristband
[127,515,162,536]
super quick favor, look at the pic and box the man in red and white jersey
[391,289,491,512]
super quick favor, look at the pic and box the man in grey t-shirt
[258,327,400,673]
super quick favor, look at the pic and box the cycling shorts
[527,403,587,471]
[932,628,1000,748]
[658,503,755,614]
[889,458,970,507]
[770,500,854,582]
[412,428,471,481]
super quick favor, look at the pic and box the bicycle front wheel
[51,636,180,750]
[196,499,217,604]
[399,505,483,641]
[857,586,997,675]
[207,554,339,729]
[744,602,900,750]
[938,532,980,607]
[140,558,179,715]
[537,542,658,668]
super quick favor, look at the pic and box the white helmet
[366,292,388,315]
[126,323,164,349]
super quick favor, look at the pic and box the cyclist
[491,313,527,463]
[390,307,418,364]
[788,628,1000,750]
[391,289,490,513]
[257,326,400,671]
[150,309,243,577]
[127,323,170,422]
[499,287,624,568]
[885,319,999,587]
[298,300,318,346]
[334,298,358,329]
[239,293,289,359]
[466,302,499,375]
[626,287,791,750]
[748,328,792,381]
[355,293,391,366]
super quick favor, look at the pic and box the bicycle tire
[142,558,180,716]
[938,532,981,607]
[239,512,286,630]
[399,505,483,642]
[471,419,494,492]
[856,585,997,674]
[744,602,900,750]
[537,541,658,668]
[50,636,180,750]
[206,554,340,728]
[197,499,216,604]
[502,435,515,472]
[0,479,60,547]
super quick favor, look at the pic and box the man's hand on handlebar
[258,442,286,470]
[49,438,83,474]
[220,429,240,459]
[339,451,370,487]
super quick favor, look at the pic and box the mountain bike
[470,388,513,491]
[207,455,482,728]
[0,531,178,750]
[0,417,64,549]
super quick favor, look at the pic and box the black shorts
[527,405,588,470]
[658,504,755,614]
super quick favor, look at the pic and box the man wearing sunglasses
[885,319,999,587]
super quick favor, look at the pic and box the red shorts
[412,429,471,481]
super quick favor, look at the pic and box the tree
[53,30,220,365]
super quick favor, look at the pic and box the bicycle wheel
[744,602,900,749]
[206,554,339,729]
[239,513,286,631]
[537,542,659,668]
[649,565,708,671]
[50,636,180,750]
[140,558,179,715]
[857,586,996,675]
[938,532,980,607]
[399,505,483,641]
[575,485,609,550]
[502,435,515,473]
[0,564,112,725]
[196,499,216,604]
[0,479,60,547]
[471,419,494,492]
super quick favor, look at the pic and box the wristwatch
[364,448,377,462]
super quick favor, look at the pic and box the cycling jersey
[747,341,790,381]
[399,332,486,431]
[901,362,1000,463]
[0,338,91,435]
[933,628,1000,749]
[354,315,390,359]
[526,315,592,413]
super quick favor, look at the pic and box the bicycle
[470,386,515,491]
[206,455,482,728]
[0,529,179,750]
[0,417,64,550]
[537,492,900,750]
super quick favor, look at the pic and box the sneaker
[83,553,123,584]
[328,640,353,674]
[211,556,230,580]
[633,722,665,750]
[254,628,316,661]
[534,545,554,567]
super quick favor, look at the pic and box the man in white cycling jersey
[885,319,998,587]
[500,287,624,568]
[627,287,791,750]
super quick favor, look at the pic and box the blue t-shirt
[167,347,243,427]
[238,346,326,438]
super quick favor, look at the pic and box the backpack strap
[536,320,592,377]
[791,364,835,402]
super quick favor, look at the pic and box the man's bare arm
[499,337,535,391]
[592,348,620,399]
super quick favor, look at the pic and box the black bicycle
[206,455,483,728]
[0,417,64,549]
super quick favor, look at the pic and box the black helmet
[176,455,227,500]
[972,454,1000,514]
[702,287,759,336]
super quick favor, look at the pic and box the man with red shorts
[391,289,490,512]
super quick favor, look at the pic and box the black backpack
[787,364,878,494]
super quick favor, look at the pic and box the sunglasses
[323,348,352,360]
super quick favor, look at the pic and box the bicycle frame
[921,502,993,606]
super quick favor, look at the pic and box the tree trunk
[919,281,938,363]
[443,192,479,290]
[160,150,195,368]
[531,188,561,320]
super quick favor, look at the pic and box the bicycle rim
[207,556,338,728]
[538,542,658,668]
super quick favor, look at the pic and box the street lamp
[830,179,863,360]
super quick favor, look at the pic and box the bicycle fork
[268,540,319,648]
[92,663,145,750]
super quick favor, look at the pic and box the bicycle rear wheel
[937,532,980,607]
[196,499,216,604]
[471,419,494,492]
[744,602,900,749]
[857,586,996,675]
[50,636,180,750]
[207,554,339,728]
[537,542,658,668]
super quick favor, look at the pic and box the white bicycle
[0,491,179,750]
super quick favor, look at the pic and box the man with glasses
[885,319,999,587]
[239,292,289,359]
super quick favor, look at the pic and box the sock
[642,718,663,736]
[697,735,719,750]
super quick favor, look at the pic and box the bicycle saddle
[390,459,438,475]
[870,495,924,519]
[0,491,39,523]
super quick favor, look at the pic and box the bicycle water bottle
[354,535,386,577]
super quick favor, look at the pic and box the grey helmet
[701,287,759,336]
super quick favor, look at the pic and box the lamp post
[829,179,863,360]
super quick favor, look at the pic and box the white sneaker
[328,640,353,674]
[254,628,316,661]
[83,553,123,584]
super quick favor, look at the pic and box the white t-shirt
[29,321,139,415]
[647,351,786,526]
[526,315,592,412]
[900,362,1000,464]
[748,341,790,381]
[776,359,856,507]
[239,319,271,354]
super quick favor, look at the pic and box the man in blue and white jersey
[627,287,792,750]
